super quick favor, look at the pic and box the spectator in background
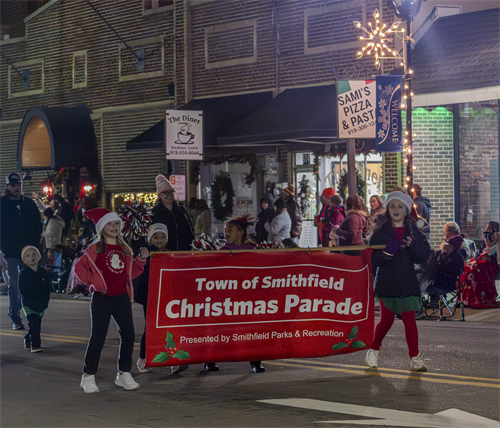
[255,194,275,243]
[412,184,432,241]
[152,175,194,251]
[51,194,76,238]
[40,207,65,251]
[316,188,336,247]
[439,221,474,262]
[332,195,370,256]
[282,184,302,244]
[369,195,385,220]
[194,199,212,236]
[264,197,291,243]
[329,195,346,227]
[0,173,41,331]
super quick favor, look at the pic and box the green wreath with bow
[210,171,235,221]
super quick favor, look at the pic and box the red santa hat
[84,208,122,235]
[322,188,336,199]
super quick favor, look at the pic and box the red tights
[372,300,419,358]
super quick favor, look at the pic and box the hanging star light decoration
[354,9,404,69]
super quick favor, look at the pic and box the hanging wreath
[210,171,235,221]
[337,168,367,202]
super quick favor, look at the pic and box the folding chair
[423,276,465,321]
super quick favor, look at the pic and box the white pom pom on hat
[155,175,174,195]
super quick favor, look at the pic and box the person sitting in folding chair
[425,235,465,307]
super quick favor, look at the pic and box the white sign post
[165,110,203,160]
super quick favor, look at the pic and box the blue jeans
[5,258,24,325]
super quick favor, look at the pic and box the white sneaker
[115,371,140,390]
[365,349,379,368]
[171,365,188,375]
[80,374,100,393]
[136,358,152,373]
[409,352,427,372]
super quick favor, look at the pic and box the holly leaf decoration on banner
[331,325,366,351]
[173,350,190,360]
[347,325,358,340]
[332,342,348,350]
[152,352,171,363]
[349,340,366,349]
[166,332,176,348]
[153,332,191,364]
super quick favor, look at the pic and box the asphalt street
[1,294,499,428]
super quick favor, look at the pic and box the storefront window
[458,100,499,241]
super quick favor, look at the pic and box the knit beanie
[447,235,464,251]
[21,245,41,263]
[283,184,295,197]
[84,208,122,235]
[156,174,174,195]
[147,223,169,245]
[330,195,343,206]
[322,188,336,199]
[385,191,413,213]
[274,196,286,210]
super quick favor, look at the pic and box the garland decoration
[191,233,223,251]
[313,155,321,181]
[210,171,235,221]
[206,154,259,186]
[117,200,153,241]
[336,168,367,202]
[298,174,313,218]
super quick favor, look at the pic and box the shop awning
[17,104,98,170]
[217,85,338,147]
[126,92,273,151]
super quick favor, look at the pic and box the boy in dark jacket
[19,246,51,353]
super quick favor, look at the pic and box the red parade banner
[146,248,374,367]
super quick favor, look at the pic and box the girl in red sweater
[75,209,149,394]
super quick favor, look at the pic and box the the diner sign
[146,249,374,366]
[337,79,376,139]
[165,110,203,160]
[375,75,403,152]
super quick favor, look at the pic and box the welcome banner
[146,249,374,367]
[375,75,403,152]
